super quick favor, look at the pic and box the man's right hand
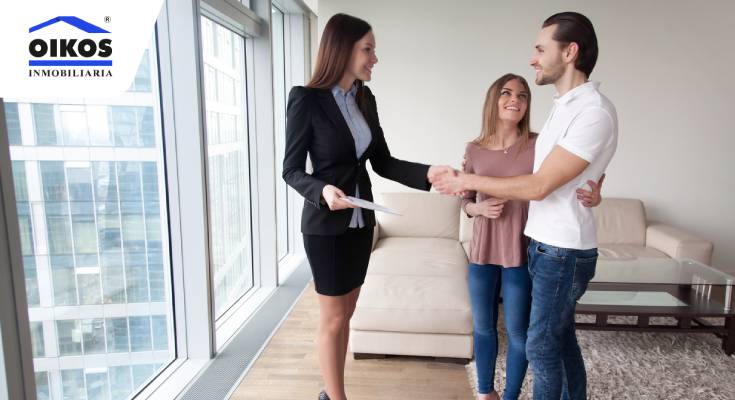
[322,185,358,211]
[469,197,507,219]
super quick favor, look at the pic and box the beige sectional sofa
[349,193,714,361]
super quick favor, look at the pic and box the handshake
[427,165,468,196]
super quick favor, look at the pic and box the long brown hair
[473,73,532,155]
[307,13,372,116]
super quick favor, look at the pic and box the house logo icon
[28,16,112,67]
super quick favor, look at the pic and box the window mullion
[156,0,216,360]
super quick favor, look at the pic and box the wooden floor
[230,283,474,400]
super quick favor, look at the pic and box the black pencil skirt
[303,226,374,296]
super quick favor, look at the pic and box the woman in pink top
[462,73,602,400]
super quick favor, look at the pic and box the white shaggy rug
[465,316,735,400]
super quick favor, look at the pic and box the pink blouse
[461,135,537,267]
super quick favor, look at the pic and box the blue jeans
[525,239,598,400]
[468,263,532,400]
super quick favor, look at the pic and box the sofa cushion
[459,209,473,249]
[376,193,461,239]
[646,223,713,265]
[353,274,472,334]
[370,237,468,276]
[462,241,470,259]
[592,198,647,245]
[349,330,473,359]
[598,244,668,260]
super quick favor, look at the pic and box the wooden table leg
[724,316,735,355]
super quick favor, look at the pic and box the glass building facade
[6,48,174,400]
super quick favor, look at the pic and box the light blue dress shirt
[331,84,372,228]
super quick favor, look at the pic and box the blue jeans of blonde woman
[468,263,532,400]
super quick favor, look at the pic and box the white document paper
[344,196,402,216]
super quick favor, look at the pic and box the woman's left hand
[576,174,605,208]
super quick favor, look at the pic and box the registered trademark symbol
[104,16,111,23]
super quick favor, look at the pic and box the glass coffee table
[575,257,735,355]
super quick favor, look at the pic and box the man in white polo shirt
[434,12,617,400]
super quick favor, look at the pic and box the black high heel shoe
[319,390,331,400]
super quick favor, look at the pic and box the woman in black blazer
[282,13,451,400]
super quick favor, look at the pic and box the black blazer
[282,85,431,235]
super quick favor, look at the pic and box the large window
[4,45,175,400]
[200,16,254,319]
[0,0,313,398]
[272,5,289,263]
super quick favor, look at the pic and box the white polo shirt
[524,81,618,250]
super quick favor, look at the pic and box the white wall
[300,0,317,15]
[316,0,735,271]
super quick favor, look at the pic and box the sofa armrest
[646,223,713,265]
[371,221,380,252]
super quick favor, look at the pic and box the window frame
[272,0,312,284]
[0,0,314,398]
